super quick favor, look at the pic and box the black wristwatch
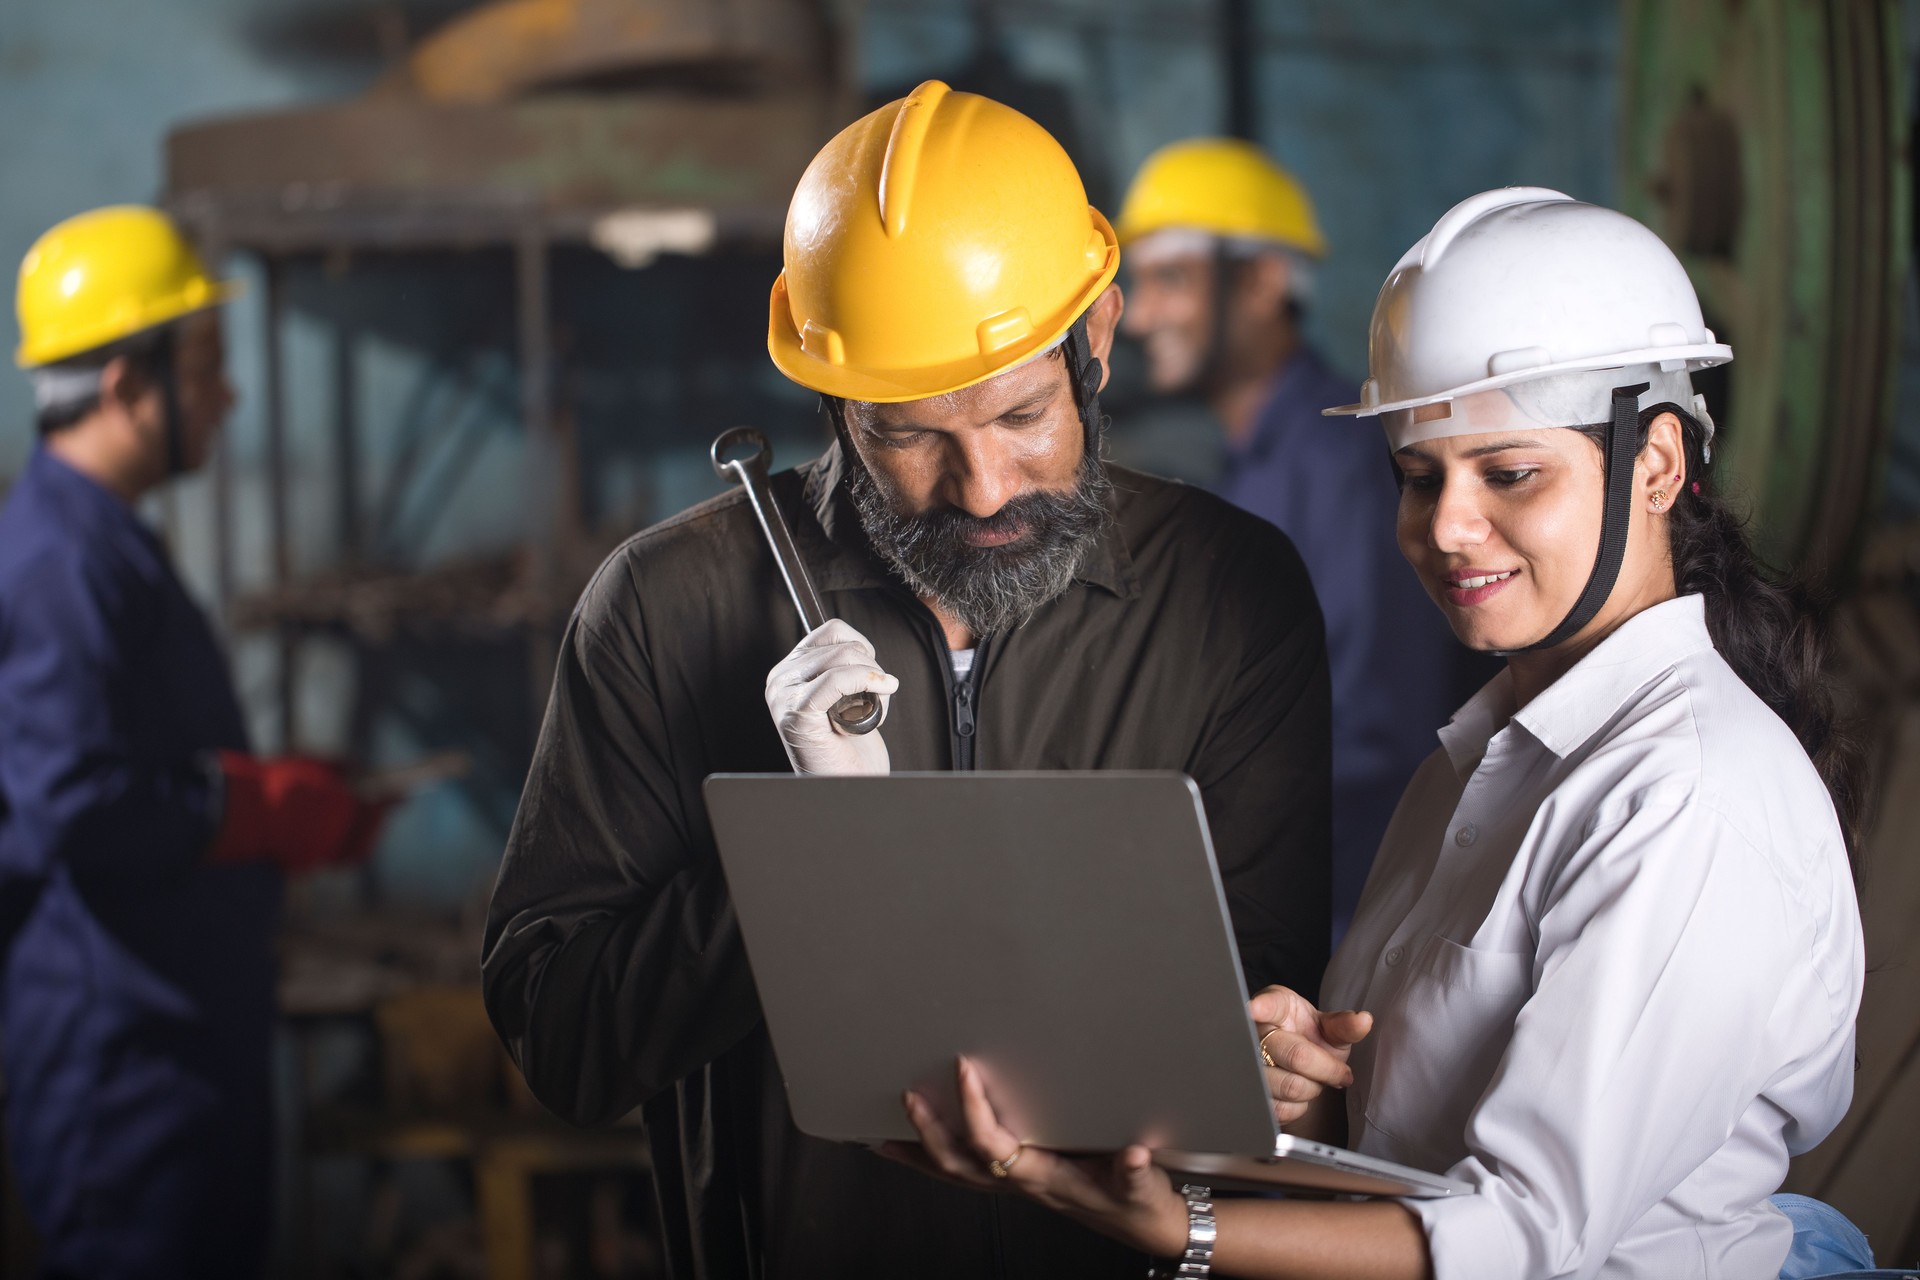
[1146,1183,1216,1279]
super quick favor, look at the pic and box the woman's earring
[1650,490,1669,512]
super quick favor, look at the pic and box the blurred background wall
[0,0,1628,912]
[2,1,1917,1275]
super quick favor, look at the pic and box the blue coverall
[0,446,279,1279]
[1215,347,1496,937]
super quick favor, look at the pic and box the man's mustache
[898,495,1062,546]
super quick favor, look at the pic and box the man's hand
[1248,985,1373,1125]
[764,619,898,776]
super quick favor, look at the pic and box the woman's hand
[1249,985,1373,1125]
[880,1057,1190,1258]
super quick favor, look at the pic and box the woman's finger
[1246,984,1303,1027]
[955,1058,1024,1165]
[902,1091,998,1190]
[1113,1145,1169,1205]
[954,1059,1064,1196]
[1264,1064,1323,1104]
[1271,1095,1309,1125]
[1320,1008,1374,1049]
[954,1059,1122,1207]
[1261,1028,1354,1087]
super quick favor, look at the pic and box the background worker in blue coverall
[1115,140,1493,936]
[0,205,389,1279]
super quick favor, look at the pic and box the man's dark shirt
[482,441,1331,1280]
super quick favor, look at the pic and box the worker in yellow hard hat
[485,82,1332,1279]
[1118,139,1492,940]
[0,206,387,1278]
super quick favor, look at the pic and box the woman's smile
[1442,567,1521,607]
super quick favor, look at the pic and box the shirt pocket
[1361,935,1534,1172]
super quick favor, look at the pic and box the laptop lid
[703,771,1278,1154]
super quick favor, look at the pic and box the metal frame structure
[166,78,846,746]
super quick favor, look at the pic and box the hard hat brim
[16,277,241,369]
[766,210,1121,404]
[1320,342,1733,419]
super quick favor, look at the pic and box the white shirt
[1322,594,1863,1280]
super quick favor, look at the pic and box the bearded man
[481,82,1330,1280]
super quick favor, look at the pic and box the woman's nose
[1428,481,1491,552]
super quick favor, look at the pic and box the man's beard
[844,443,1113,638]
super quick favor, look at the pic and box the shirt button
[1455,823,1479,847]
[1384,945,1405,968]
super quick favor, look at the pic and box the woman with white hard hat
[898,189,1882,1279]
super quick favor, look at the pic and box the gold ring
[1259,1026,1284,1068]
[987,1144,1024,1178]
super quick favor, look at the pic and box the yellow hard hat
[768,80,1120,402]
[16,205,236,368]
[1115,138,1328,258]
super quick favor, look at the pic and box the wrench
[711,427,884,735]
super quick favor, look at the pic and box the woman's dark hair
[1580,405,1868,864]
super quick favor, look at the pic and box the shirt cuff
[1403,1188,1525,1280]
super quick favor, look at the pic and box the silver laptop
[703,771,1471,1199]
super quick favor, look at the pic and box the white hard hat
[1324,188,1731,451]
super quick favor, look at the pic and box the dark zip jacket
[482,442,1331,1280]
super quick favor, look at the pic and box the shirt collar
[800,438,1138,599]
[1436,666,1519,779]
[1436,594,1716,776]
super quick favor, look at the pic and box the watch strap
[1146,1183,1215,1279]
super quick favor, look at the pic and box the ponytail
[1605,406,1869,864]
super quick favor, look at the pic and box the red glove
[208,752,391,874]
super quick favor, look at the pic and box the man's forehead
[848,350,1066,427]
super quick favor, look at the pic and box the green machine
[1619,0,1909,581]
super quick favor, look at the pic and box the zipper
[952,674,976,769]
[949,634,989,771]
[916,598,990,772]
[912,605,1004,1274]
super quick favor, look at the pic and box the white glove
[764,619,899,776]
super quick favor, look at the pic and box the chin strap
[1058,313,1106,456]
[1504,381,1648,655]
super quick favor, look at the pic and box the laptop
[703,771,1472,1198]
